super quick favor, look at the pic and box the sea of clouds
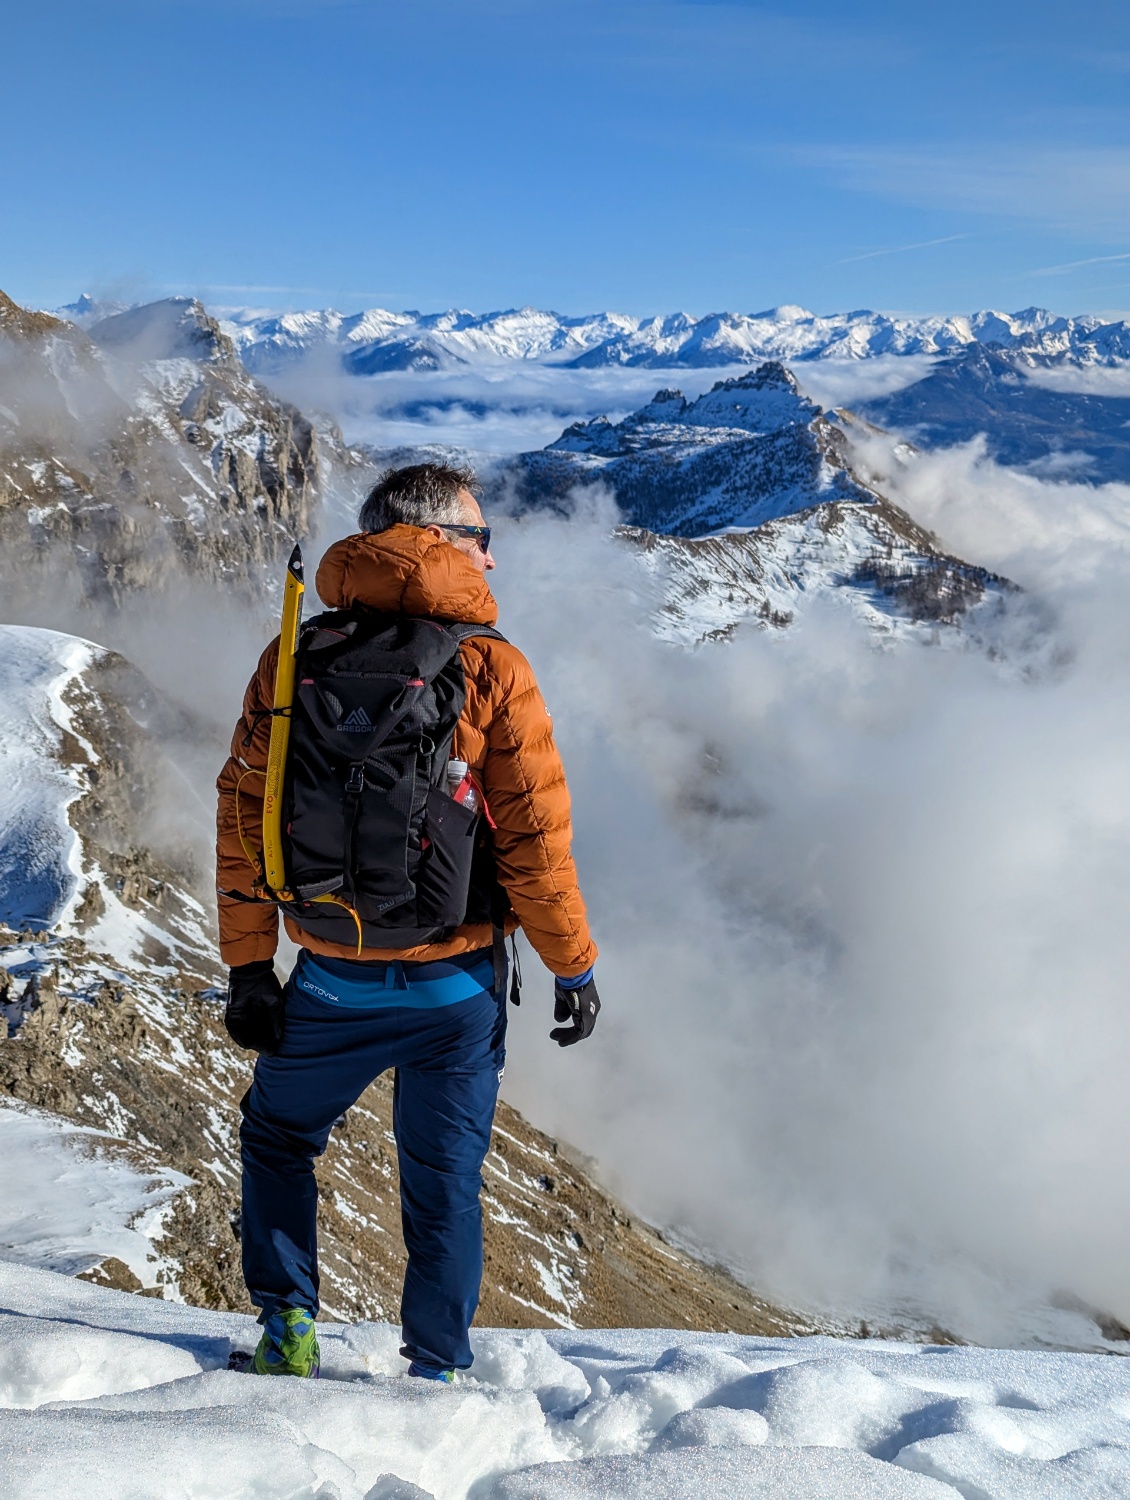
[473,415,1130,1346]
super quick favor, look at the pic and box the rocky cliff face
[0,292,366,611]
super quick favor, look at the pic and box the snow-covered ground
[2,1255,1129,1499]
[3,1098,1126,1498]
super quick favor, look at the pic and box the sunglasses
[441,523,492,554]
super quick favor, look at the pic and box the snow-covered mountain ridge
[500,364,1015,646]
[137,301,1130,374]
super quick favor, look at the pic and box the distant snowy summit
[512,362,872,534]
[500,363,1014,646]
[64,301,1130,373]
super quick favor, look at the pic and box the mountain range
[61,298,1130,374]
[859,344,1130,483]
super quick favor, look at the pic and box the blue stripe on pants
[239,947,505,1373]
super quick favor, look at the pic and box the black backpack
[278,607,507,952]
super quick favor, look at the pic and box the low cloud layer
[262,357,933,461]
[485,453,1130,1344]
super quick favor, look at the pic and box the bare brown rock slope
[0,625,814,1337]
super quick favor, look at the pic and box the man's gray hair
[358,462,482,534]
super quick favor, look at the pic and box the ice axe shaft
[262,544,304,898]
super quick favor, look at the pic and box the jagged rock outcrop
[508,363,875,536]
[499,364,1015,644]
[0,291,367,609]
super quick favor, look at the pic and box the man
[215,462,600,1381]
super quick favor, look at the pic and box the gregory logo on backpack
[339,706,375,733]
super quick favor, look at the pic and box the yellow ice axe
[262,543,304,899]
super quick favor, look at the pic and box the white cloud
[802,145,1130,237]
[485,449,1130,1344]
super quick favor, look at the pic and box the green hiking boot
[251,1307,321,1378]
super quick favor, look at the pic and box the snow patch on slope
[0,1104,188,1288]
[0,626,95,929]
[0,623,211,968]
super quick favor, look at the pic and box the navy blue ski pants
[239,947,506,1373]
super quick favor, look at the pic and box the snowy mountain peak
[89,297,234,366]
[685,362,816,434]
[549,363,817,461]
[57,292,131,327]
[760,303,814,323]
[525,360,869,532]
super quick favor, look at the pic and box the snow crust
[0,1104,188,1288]
[2,1258,1129,1499]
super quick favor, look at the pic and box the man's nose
[484,548,496,571]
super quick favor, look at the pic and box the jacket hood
[315,525,499,626]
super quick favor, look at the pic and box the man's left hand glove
[551,975,601,1047]
[224,960,286,1055]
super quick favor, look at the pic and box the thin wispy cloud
[800,145,1130,237]
[836,234,967,265]
[183,284,329,295]
[1027,252,1130,277]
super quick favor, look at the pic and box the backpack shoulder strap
[443,619,513,999]
[446,622,508,647]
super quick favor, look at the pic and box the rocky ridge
[860,342,1130,484]
[0,291,368,611]
[500,364,1014,644]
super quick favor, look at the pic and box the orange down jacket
[215,525,598,978]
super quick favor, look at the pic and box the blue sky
[4,0,1129,318]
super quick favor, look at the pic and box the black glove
[224,960,286,1055]
[550,976,601,1048]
